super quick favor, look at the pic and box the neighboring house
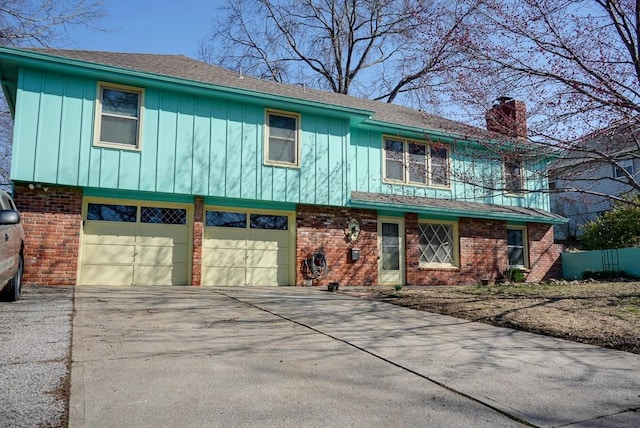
[0,47,564,287]
[550,124,640,241]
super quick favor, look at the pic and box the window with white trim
[383,137,450,187]
[507,226,528,268]
[265,110,300,167]
[504,158,524,194]
[418,221,458,268]
[95,83,143,149]
[614,159,634,178]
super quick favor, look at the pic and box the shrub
[504,268,526,283]
[580,195,640,250]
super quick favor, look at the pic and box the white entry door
[378,217,405,285]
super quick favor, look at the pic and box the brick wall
[191,196,204,286]
[296,206,377,286]
[406,216,509,286]
[296,207,562,287]
[13,184,83,285]
[526,223,562,282]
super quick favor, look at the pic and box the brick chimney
[486,97,527,138]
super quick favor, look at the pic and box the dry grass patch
[355,282,640,354]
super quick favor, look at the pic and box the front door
[378,217,405,285]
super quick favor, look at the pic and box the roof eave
[349,198,568,224]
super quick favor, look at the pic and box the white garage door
[202,209,292,286]
[80,201,190,286]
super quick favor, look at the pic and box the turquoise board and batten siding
[11,68,350,206]
[350,128,549,211]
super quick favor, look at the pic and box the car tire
[1,256,23,302]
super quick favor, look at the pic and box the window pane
[206,211,247,228]
[419,223,454,265]
[386,159,404,181]
[385,140,405,181]
[385,139,404,154]
[505,160,523,192]
[508,247,524,266]
[408,143,426,156]
[268,113,297,164]
[269,114,296,134]
[141,207,187,224]
[250,214,288,230]
[100,115,138,146]
[102,88,139,117]
[430,146,449,186]
[408,143,426,183]
[381,223,400,270]
[382,248,400,270]
[268,138,296,164]
[382,223,399,244]
[507,229,523,246]
[87,203,136,222]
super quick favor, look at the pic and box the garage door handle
[4,233,8,242]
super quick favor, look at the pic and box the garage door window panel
[250,214,288,230]
[206,211,247,228]
[87,203,137,222]
[141,207,187,224]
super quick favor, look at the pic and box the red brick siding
[191,196,204,286]
[406,216,509,286]
[13,184,82,285]
[526,223,561,282]
[297,207,562,286]
[296,206,378,286]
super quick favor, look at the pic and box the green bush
[504,268,526,283]
[580,195,640,250]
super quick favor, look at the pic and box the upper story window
[504,158,524,194]
[614,159,634,178]
[95,83,143,149]
[265,110,300,167]
[383,137,450,187]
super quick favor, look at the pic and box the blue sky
[63,0,225,58]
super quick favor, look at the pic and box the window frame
[94,82,144,150]
[382,136,450,188]
[418,219,459,269]
[264,109,301,168]
[614,159,634,178]
[506,225,529,269]
[504,158,525,196]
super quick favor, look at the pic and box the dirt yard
[347,281,640,354]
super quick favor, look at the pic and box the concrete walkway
[69,286,640,427]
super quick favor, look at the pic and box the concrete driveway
[70,286,640,427]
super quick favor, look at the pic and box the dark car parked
[0,190,24,301]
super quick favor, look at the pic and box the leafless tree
[199,0,480,105]
[0,0,106,185]
[431,0,640,209]
[0,0,105,47]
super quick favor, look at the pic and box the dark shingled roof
[24,48,495,140]
[351,191,566,223]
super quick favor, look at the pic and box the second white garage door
[202,209,293,286]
